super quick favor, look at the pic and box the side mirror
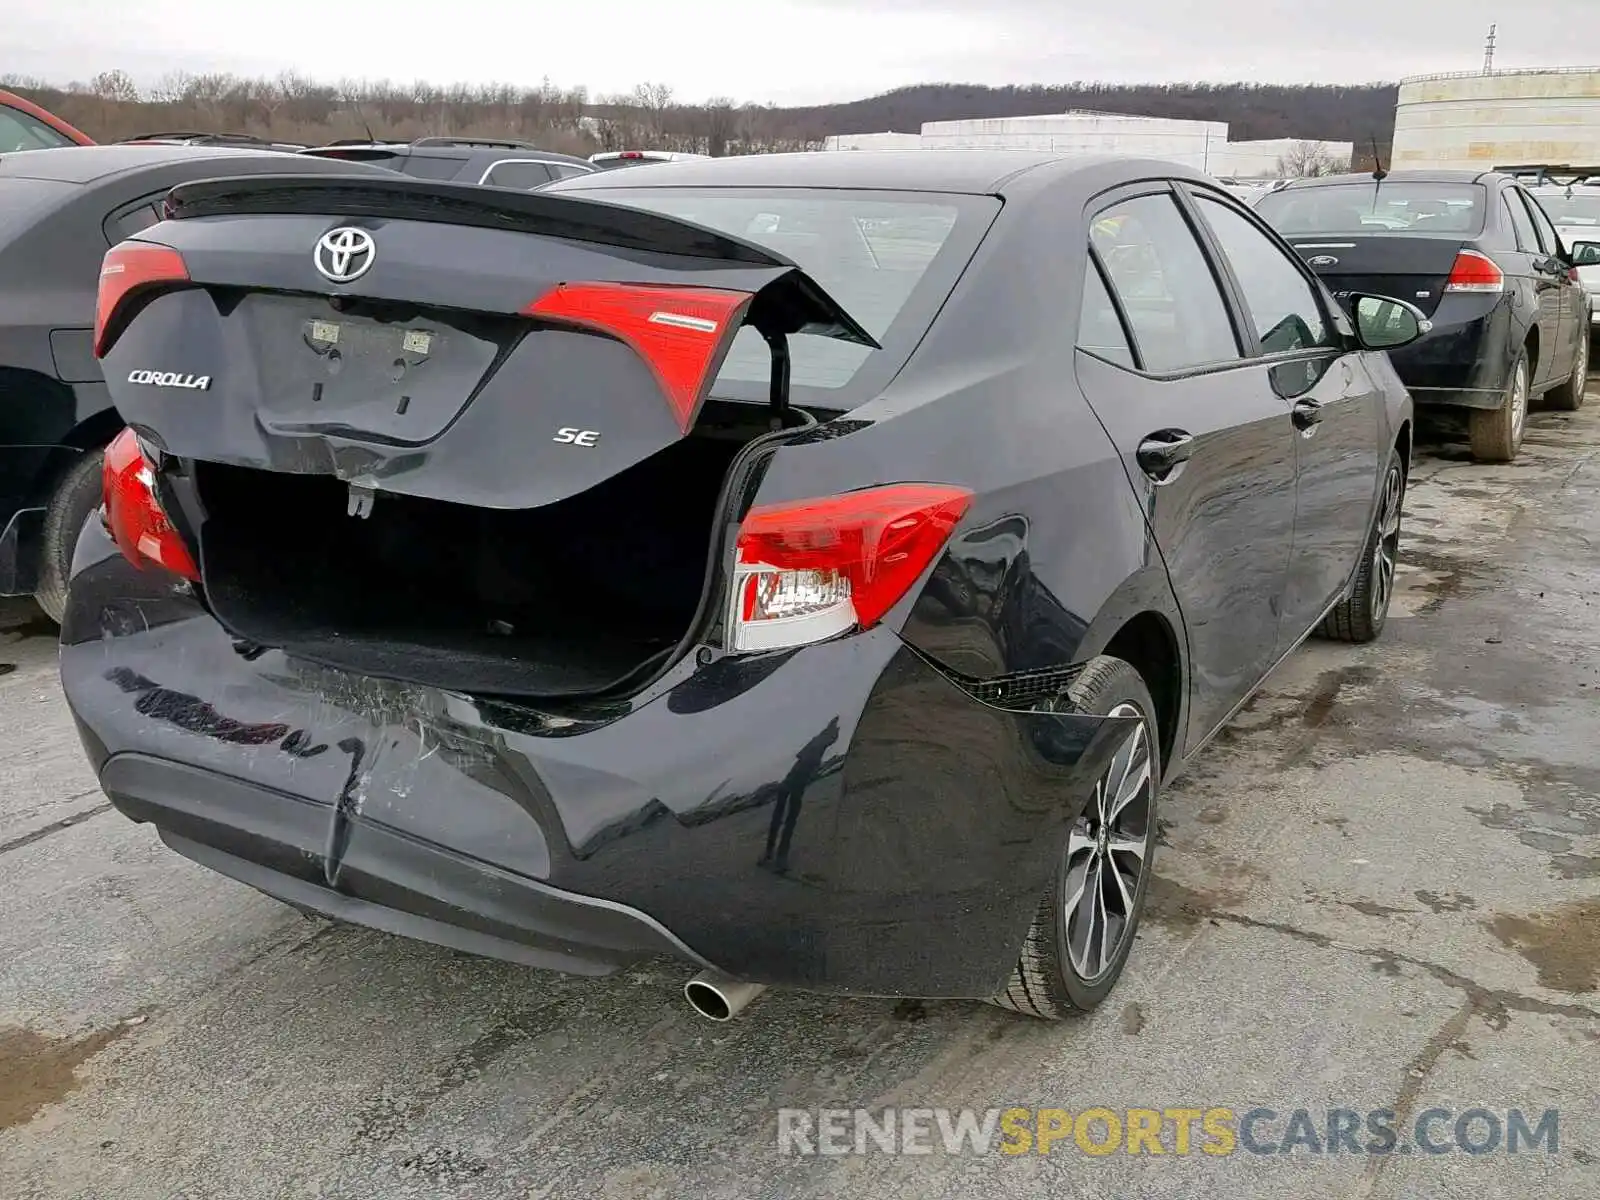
[1571,240,1600,268]
[1349,293,1432,351]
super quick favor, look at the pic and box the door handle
[1135,430,1195,481]
[1292,398,1323,432]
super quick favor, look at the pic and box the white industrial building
[822,131,924,151]
[1391,67,1600,170]
[823,111,1351,179]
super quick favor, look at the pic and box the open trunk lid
[1283,234,1470,317]
[97,173,875,510]
[96,174,879,698]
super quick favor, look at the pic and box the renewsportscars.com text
[777,1106,1560,1157]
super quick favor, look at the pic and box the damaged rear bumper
[61,524,1133,998]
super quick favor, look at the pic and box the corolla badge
[314,226,376,283]
[127,370,210,390]
[1308,254,1339,267]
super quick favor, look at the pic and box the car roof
[550,149,1215,197]
[0,143,300,184]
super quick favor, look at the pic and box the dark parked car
[301,136,595,189]
[0,88,94,151]
[63,151,1420,1021]
[119,131,309,151]
[1256,170,1593,462]
[0,144,388,619]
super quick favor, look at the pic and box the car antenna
[347,95,378,144]
[1369,136,1387,212]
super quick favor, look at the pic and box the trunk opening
[193,406,786,697]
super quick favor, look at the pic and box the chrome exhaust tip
[684,971,767,1021]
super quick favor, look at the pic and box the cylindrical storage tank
[919,113,1230,171]
[1392,68,1600,170]
[823,132,924,151]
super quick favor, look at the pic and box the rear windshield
[0,177,76,238]
[568,186,999,407]
[1256,182,1487,237]
[1532,191,1600,227]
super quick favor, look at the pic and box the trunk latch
[347,483,377,519]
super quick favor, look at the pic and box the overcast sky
[10,0,1600,106]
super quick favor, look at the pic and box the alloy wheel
[1370,464,1403,621]
[1062,704,1153,983]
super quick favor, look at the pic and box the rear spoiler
[162,174,879,352]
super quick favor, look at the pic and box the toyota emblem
[314,226,376,283]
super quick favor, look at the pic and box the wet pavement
[1,377,1598,1199]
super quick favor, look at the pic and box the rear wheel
[988,656,1159,1020]
[1316,448,1404,643]
[1544,326,1588,412]
[1468,349,1528,462]
[33,450,104,624]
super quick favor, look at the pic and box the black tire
[1316,448,1405,644]
[1468,347,1529,462]
[33,450,104,624]
[988,655,1160,1020]
[1544,325,1588,412]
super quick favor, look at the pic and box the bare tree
[702,97,737,157]
[632,81,673,142]
[1276,140,1348,179]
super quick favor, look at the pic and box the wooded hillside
[2,72,1398,162]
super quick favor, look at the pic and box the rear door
[1074,185,1298,750]
[1510,186,1571,387]
[1184,186,1383,638]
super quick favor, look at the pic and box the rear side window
[581,187,997,404]
[480,160,555,190]
[1193,194,1330,354]
[1091,194,1241,373]
[399,155,465,182]
[1520,189,1563,253]
[1503,192,1539,252]
[1077,260,1136,368]
[0,104,74,152]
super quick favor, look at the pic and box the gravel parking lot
[2,378,1598,1200]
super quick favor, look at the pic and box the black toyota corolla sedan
[63,151,1420,1021]
[1256,170,1593,463]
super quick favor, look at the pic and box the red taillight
[619,151,645,159]
[524,282,752,430]
[729,483,973,652]
[95,242,189,358]
[101,428,199,581]
[1444,249,1504,293]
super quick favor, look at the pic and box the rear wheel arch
[1523,324,1540,381]
[1070,566,1187,771]
[1394,419,1412,478]
[62,406,125,455]
[1098,611,1183,778]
